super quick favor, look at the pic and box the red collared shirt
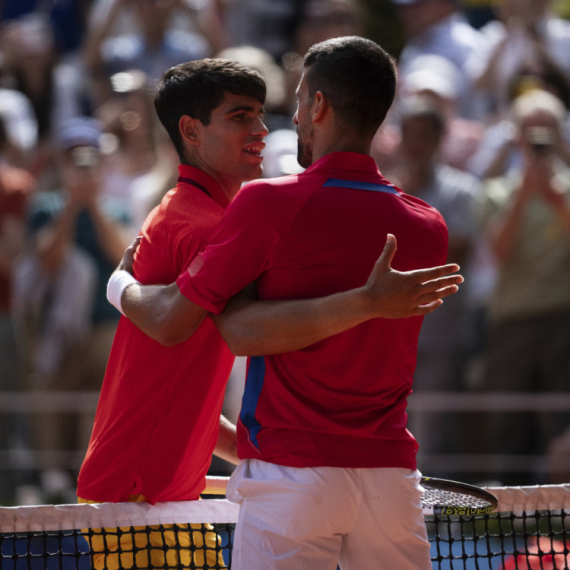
[77,165,235,503]
[177,152,448,470]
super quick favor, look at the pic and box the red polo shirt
[77,165,235,504]
[177,152,448,470]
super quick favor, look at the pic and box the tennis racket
[420,476,498,516]
[203,475,498,516]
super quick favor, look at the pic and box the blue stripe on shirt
[239,356,266,450]
[323,178,400,195]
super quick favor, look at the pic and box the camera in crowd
[524,126,556,156]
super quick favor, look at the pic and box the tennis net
[1,482,570,569]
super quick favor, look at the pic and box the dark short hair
[154,59,266,160]
[303,36,397,136]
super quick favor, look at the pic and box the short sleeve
[176,182,284,314]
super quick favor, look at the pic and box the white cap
[402,55,460,101]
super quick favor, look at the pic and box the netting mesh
[428,510,570,569]
[0,523,234,569]
[1,485,570,569]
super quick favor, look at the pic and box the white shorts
[227,459,431,570]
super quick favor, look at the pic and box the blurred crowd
[1,0,570,504]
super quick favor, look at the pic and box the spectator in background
[390,0,485,119]
[293,0,365,59]
[13,117,130,496]
[481,89,570,485]
[386,96,480,463]
[83,0,221,86]
[469,0,570,120]
[1,0,92,62]
[469,67,570,180]
[223,0,302,62]
[0,87,38,167]
[94,69,177,233]
[0,116,36,503]
[372,55,484,173]
[279,0,366,129]
[0,14,89,188]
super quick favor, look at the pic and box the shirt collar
[304,152,381,176]
[178,164,230,209]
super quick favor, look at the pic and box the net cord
[2,479,570,533]
[0,499,239,533]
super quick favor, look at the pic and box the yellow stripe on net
[78,495,226,569]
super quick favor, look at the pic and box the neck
[181,158,241,201]
[311,127,373,164]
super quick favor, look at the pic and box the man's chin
[297,154,312,169]
[242,164,264,182]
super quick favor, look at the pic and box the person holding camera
[18,117,131,497]
[481,88,570,485]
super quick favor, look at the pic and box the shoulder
[232,174,306,210]
[221,174,315,237]
[142,188,199,239]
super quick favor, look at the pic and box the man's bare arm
[121,281,208,346]
[109,236,208,346]
[111,234,462,351]
[213,415,239,465]
[213,234,462,356]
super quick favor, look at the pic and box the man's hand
[217,234,463,356]
[117,234,142,275]
[362,234,463,319]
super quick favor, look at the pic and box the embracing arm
[213,415,238,465]
[111,234,461,352]
[120,281,207,346]
[108,237,208,346]
[213,235,463,356]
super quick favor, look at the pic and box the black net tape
[2,511,569,569]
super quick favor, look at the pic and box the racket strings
[421,488,494,509]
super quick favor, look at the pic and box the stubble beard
[297,124,314,169]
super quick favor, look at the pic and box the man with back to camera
[110,37,452,569]
[81,55,460,569]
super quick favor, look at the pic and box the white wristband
[107,270,139,316]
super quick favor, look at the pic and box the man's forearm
[119,281,205,346]
[215,246,462,357]
[214,287,370,356]
[108,265,209,346]
[213,415,238,465]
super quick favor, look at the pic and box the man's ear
[312,91,327,123]
[179,115,200,146]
